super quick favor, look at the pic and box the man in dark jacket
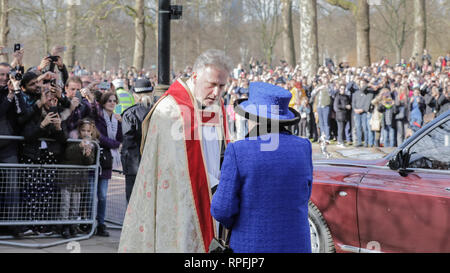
[0,62,23,237]
[378,91,398,147]
[64,76,93,136]
[120,78,154,203]
[436,86,450,116]
[333,84,351,147]
[352,79,374,147]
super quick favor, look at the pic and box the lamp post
[155,0,182,99]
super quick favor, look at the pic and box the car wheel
[309,201,335,253]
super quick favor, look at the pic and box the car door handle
[445,187,450,192]
[339,191,348,197]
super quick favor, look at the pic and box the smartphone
[49,106,58,114]
[75,90,83,101]
[98,82,111,90]
[14,43,22,52]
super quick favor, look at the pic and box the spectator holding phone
[0,63,23,237]
[35,46,69,87]
[409,87,425,132]
[20,89,68,234]
[64,76,93,137]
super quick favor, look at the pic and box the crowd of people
[0,46,156,239]
[52,49,450,150]
[223,51,450,148]
[0,43,449,249]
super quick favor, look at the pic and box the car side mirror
[389,150,413,177]
[388,152,402,171]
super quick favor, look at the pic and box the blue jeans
[382,125,396,147]
[97,177,109,225]
[345,119,352,142]
[366,113,375,147]
[354,112,368,146]
[317,106,330,140]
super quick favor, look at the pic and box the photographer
[36,46,69,87]
[0,61,23,237]
[16,71,71,126]
[64,76,94,137]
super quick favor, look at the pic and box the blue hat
[234,82,300,125]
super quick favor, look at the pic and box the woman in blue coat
[211,82,313,253]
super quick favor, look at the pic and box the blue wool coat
[211,132,313,253]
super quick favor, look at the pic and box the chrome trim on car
[338,244,382,253]
[315,161,450,174]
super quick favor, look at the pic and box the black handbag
[208,224,233,253]
[100,147,113,169]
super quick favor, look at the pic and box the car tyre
[309,201,335,253]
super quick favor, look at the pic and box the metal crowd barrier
[0,136,100,248]
[105,169,127,228]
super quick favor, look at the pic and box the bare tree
[299,0,319,79]
[411,0,426,63]
[133,0,145,71]
[0,0,10,63]
[325,0,371,66]
[64,0,78,68]
[281,0,296,66]
[246,0,282,66]
[373,0,413,63]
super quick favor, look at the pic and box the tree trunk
[0,0,9,63]
[395,45,402,64]
[355,0,370,67]
[281,0,296,66]
[411,0,426,63]
[299,0,319,80]
[103,39,109,72]
[325,0,371,67]
[133,0,146,71]
[64,2,77,68]
[39,0,50,55]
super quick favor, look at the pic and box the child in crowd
[60,118,99,238]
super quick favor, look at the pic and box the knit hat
[133,78,153,93]
[234,82,300,126]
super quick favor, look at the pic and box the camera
[43,78,56,86]
[48,56,59,63]
[8,69,22,81]
[43,55,60,73]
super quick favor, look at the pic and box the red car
[309,110,450,253]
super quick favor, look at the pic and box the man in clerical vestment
[119,50,232,253]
